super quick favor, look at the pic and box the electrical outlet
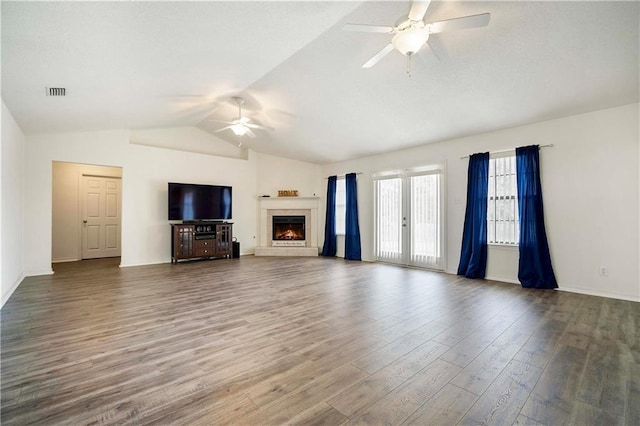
[599,266,608,277]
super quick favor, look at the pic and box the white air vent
[46,87,66,96]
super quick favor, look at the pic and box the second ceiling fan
[344,1,490,73]
[209,96,273,138]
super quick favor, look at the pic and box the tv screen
[168,183,232,221]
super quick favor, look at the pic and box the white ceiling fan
[344,1,490,73]
[209,96,273,138]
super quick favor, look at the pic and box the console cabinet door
[174,225,194,260]
[215,224,232,257]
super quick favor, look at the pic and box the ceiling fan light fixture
[392,26,429,56]
[231,123,249,136]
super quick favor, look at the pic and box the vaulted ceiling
[2,1,638,164]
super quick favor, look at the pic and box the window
[335,177,346,235]
[488,154,519,245]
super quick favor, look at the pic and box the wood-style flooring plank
[459,359,542,425]
[448,315,540,396]
[627,361,640,426]
[402,383,478,425]
[327,342,452,418]
[1,256,638,425]
[439,298,532,367]
[241,364,368,424]
[568,400,625,426]
[576,341,629,416]
[344,359,461,425]
[520,344,589,425]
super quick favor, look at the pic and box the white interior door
[374,168,444,270]
[81,175,122,259]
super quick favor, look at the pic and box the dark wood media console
[171,222,233,264]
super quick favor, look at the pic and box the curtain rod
[460,144,554,160]
[325,172,363,179]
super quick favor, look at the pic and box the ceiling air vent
[46,87,66,97]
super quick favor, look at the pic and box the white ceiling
[2,1,638,164]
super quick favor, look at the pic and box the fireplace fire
[272,216,305,241]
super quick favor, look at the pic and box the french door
[374,167,444,270]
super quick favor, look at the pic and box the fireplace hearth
[272,216,305,241]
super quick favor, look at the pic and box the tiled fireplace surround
[255,197,319,256]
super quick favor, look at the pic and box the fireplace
[256,197,319,256]
[272,216,305,242]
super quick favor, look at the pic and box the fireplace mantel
[255,197,320,257]
[257,196,319,208]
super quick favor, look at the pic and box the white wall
[130,126,248,160]
[255,152,323,248]
[23,129,324,272]
[1,101,26,306]
[256,152,323,197]
[321,103,640,302]
[13,103,640,303]
[52,162,122,262]
[24,130,259,271]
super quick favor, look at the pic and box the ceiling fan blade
[239,117,275,130]
[245,123,274,131]
[408,1,431,21]
[208,119,234,125]
[214,126,233,133]
[343,23,394,33]
[362,43,395,69]
[429,13,490,34]
[246,128,256,138]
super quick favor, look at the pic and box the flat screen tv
[168,182,232,221]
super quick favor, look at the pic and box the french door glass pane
[409,173,440,267]
[375,178,403,262]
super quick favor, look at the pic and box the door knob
[83,220,87,224]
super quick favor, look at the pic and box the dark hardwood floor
[1,256,638,425]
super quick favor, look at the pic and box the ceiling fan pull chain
[406,55,413,77]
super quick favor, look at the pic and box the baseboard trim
[26,269,54,276]
[485,275,520,285]
[446,270,638,302]
[119,260,168,268]
[1,273,26,308]
[558,286,639,302]
[52,257,79,264]
[445,270,520,285]
[121,255,260,267]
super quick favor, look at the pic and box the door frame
[373,164,447,271]
[51,161,124,264]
